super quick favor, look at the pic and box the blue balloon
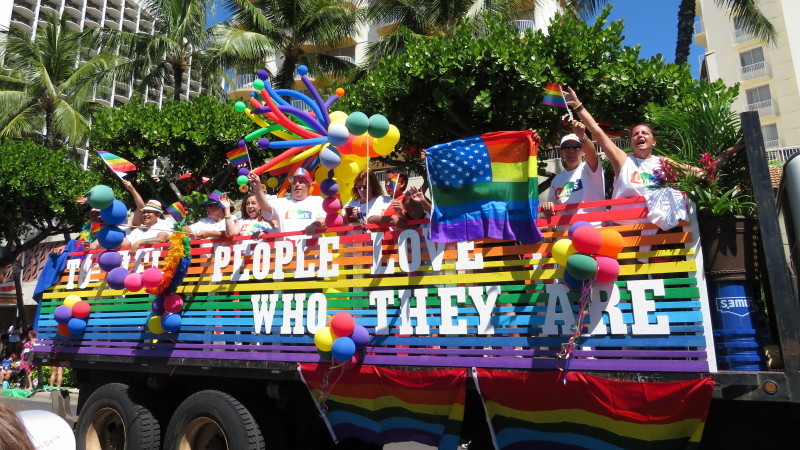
[107,267,129,290]
[297,65,309,76]
[319,146,342,170]
[97,225,125,249]
[331,336,356,361]
[320,178,339,197]
[327,124,350,147]
[100,199,128,225]
[563,271,588,291]
[98,250,122,272]
[67,317,87,335]
[162,313,182,332]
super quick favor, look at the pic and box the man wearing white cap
[248,168,325,234]
[541,120,604,216]
[123,200,171,251]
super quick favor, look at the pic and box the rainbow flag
[226,146,249,166]
[387,172,399,197]
[542,82,568,108]
[96,151,136,176]
[475,369,714,449]
[300,364,466,450]
[166,201,187,223]
[425,130,542,243]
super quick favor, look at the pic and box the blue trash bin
[709,281,766,371]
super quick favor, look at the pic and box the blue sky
[208,0,703,78]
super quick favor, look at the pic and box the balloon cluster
[236,167,251,193]
[552,222,624,289]
[146,228,192,334]
[232,66,401,209]
[54,294,90,336]
[85,185,128,249]
[313,312,370,363]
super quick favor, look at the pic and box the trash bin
[709,281,766,371]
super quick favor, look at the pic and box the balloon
[320,178,339,197]
[164,294,184,313]
[64,294,82,308]
[54,305,73,324]
[318,349,332,362]
[297,65,309,76]
[314,326,336,352]
[148,315,164,334]
[322,197,342,214]
[334,161,359,183]
[237,175,249,186]
[350,134,369,157]
[100,200,128,226]
[86,185,115,210]
[372,136,395,156]
[569,221,592,238]
[266,177,279,188]
[330,312,355,338]
[238,167,250,176]
[72,300,91,319]
[337,134,355,154]
[563,271,588,291]
[141,268,163,289]
[325,214,345,227]
[552,239,577,266]
[97,225,125,250]
[367,114,390,138]
[257,138,270,149]
[350,325,370,349]
[257,69,268,80]
[152,297,165,315]
[566,253,598,281]
[162,313,182,332]
[320,146,342,169]
[595,256,621,283]
[98,251,122,272]
[67,317,87,335]
[597,228,625,258]
[383,124,400,146]
[56,323,70,336]
[571,225,602,255]
[345,111,369,135]
[234,101,246,112]
[253,79,265,91]
[107,267,129,290]
[335,88,345,97]
[124,273,143,292]
[332,336,356,361]
[327,123,350,147]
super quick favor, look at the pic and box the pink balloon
[141,267,163,289]
[325,213,345,227]
[571,225,602,255]
[330,312,355,338]
[322,197,342,214]
[124,273,143,292]
[595,256,621,283]
[164,293,184,313]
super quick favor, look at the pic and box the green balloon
[237,175,249,186]
[86,185,115,210]
[234,101,246,112]
[566,253,598,281]
[345,111,369,136]
[253,79,265,91]
[367,114,390,138]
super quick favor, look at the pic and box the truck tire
[163,390,265,450]
[75,382,160,450]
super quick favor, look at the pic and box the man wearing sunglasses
[541,121,604,217]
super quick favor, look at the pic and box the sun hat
[199,191,235,210]
[141,200,163,214]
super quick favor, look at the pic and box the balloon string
[557,275,596,365]
[316,360,348,414]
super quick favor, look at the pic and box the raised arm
[563,87,627,177]
[122,179,146,227]
[247,173,274,216]
[572,120,599,172]
[220,194,239,237]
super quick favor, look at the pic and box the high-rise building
[0,0,203,107]
[695,0,800,152]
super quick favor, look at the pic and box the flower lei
[146,224,192,297]
[78,222,103,244]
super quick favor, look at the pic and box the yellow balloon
[372,136,395,156]
[335,161,359,183]
[383,124,400,146]
[266,177,279,188]
[64,294,82,308]
[314,326,336,351]
[148,315,164,334]
[552,239,577,266]
[315,166,331,183]
[329,111,348,124]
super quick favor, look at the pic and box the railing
[738,61,768,81]
[335,55,355,64]
[731,28,756,45]
[764,139,781,150]
[766,146,800,165]
[290,99,308,111]
[745,99,776,117]
[510,20,536,34]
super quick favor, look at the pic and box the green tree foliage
[0,140,103,266]
[87,95,258,203]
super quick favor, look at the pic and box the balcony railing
[335,55,355,64]
[764,139,781,150]
[738,61,768,81]
[510,20,536,34]
[766,146,799,165]
[732,28,756,45]
[290,99,308,111]
[745,99,776,117]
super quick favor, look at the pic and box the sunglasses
[560,144,582,151]
[356,185,368,190]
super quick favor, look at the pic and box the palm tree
[569,0,776,65]
[0,13,118,149]
[96,0,228,101]
[212,0,364,89]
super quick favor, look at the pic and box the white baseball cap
[560,134,582,146]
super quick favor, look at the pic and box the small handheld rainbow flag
[96,151,136,178]
[387,172,399,198]
[226,145,250,166]
[542,82,568,108]
[166,201,187,223]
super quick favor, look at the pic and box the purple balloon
[320,178,339,197]
[54,305,73,324]
[98,250,122,272]
[350,325,370,350]
[67,317,87,335]
[257,69,268,80]
[237,167,250,176]
[162,313,182,333]
[258,138,270,149]
[107,267,129,290]
[568,221,593,238]
[152,297,165,315]
[238,139,246,148]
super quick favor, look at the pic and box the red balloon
[57,323,70,336]
[72,300,91,319]
[571,225,602,255]
[164,294,184,313]
[596,256,621,283]
[330,312,355,338]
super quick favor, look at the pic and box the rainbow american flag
[542,82,568,108]
[300,364,466,450]
[226,146,249,166]
[96,151,136,176]
[475,369,714,449]
[425,130,542,243]
[166,202,187,223]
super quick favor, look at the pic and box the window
[740,47,765,67]
[762,124,779,148]
[746,85,771,105]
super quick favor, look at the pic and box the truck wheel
[76,382,160,450]
[164,390,265,450]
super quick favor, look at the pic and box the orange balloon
[335,88,345,97]
[351,134,369,157]
[597,228,624,258]
[309,184,320,196]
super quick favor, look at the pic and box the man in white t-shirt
[187,192,238,239]
[248,168,325,234]
[122,200,171,251]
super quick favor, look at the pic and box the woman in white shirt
[236,192,276,238]
[344,169,397,226]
